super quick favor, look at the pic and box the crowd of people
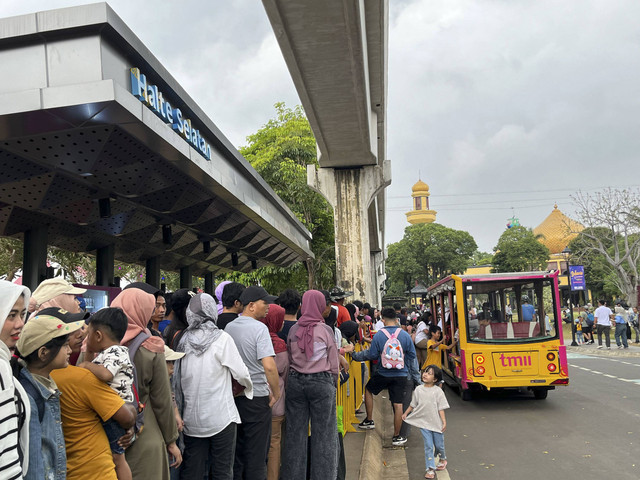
[0,277,454,480]
[576,299,639,349]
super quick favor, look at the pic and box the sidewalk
[565,337,640,357]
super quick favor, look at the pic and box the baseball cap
[329,286,353,301]
[17,312,85,357]
[239,286,277,305]
[164,345,186,361]
[37,307,90,323]
[32,278,86,305]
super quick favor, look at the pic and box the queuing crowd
[1,277,443,480]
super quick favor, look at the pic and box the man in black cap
[330,286,353,327]
[225,286,281,480]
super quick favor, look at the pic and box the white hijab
[0,280,31,474]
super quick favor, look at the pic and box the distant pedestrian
[594,300,613,350]
[575,317,584,344]
[630,307,640,344]
[402,365,449,479]
[614,305,629,349]
[582,306,595,344]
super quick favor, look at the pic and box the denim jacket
[18,368,67,480]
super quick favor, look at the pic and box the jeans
[615,323,629,348]
[420,428,446,471]
[576,331,584,343]
[597,325,611,347]
[234,396,272,480]
[281,371,338,480]
[180,422,236,480]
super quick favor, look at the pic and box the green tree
[232,103,335,292]
[0,238,23,281]
[571,188,640,307]
[492,226,550,272]
[471,250,494,265]
[386,223,477,293]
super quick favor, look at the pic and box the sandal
[436,460,448,471]
[425,470,436,479]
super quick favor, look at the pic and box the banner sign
[130,68,212,160]
[569,265,586,291]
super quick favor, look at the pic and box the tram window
[465,279,558,342]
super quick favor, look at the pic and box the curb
[358,394,409,480]
[565,345,640,357]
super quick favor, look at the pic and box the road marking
[569,363,640,386]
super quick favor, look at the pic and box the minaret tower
[406,179,437,224]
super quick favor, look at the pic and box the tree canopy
[570,188,640,306]
[230,103,336,292]
[385,223,477,295]
[492,226,550,272]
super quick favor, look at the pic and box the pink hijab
[295,290,327,360]
[112,288,165,353]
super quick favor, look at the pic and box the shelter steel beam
[22,226,48,292]
[96,244,115,287]
[180,266,192,290]
[204,272,214,296]
[146,257,161,289]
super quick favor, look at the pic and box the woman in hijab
[258,304,288,480]
[112,288,182,479]
[282,290,339,480]
[0,280,31,478]
[173,293,252,480]
[31,278,88,365]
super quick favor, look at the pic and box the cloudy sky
[4,0,640,252]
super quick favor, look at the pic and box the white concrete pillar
[308,161,390,303]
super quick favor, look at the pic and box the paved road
[405,352,640,479]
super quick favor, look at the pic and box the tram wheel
[460,387,473,401]
[533,388,548,400]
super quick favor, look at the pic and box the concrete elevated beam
[265,0,389,305]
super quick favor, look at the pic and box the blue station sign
[130,68,212,160]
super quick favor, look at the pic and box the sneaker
[618,345,623,349]
[607,347,611,350]
[436,459,448,471]
[597,345,604,349]
[358,419,375,430]
[392,435,408,446]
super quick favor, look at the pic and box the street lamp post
[562,247,578,346]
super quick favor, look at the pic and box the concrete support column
[23,226,48,292]
[204,272,214,295]
[308,161,390,303]
[180,266,192,290]
[96,245,115,287]
[146,257,161,288]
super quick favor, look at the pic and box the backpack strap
[128,332,151,400]
[380,328,392,340]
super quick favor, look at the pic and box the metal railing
[337,343,370,434]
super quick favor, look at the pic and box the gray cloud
[4,0,640,254]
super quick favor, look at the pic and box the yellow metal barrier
[336,343,370,435]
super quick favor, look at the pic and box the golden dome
[533,204,583,254]
[412,180,430,195]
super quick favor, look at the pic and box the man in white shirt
[594,299,613,349]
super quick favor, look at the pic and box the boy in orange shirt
[423,325,456,370]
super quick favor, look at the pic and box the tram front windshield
[465,279,558,342]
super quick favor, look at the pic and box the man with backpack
[352,307,419,446]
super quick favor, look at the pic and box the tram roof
[0,3,314,276]
[427,271,559,295]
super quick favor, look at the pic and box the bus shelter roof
[0,4,313,276]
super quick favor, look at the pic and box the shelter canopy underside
[0,3,313,277]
